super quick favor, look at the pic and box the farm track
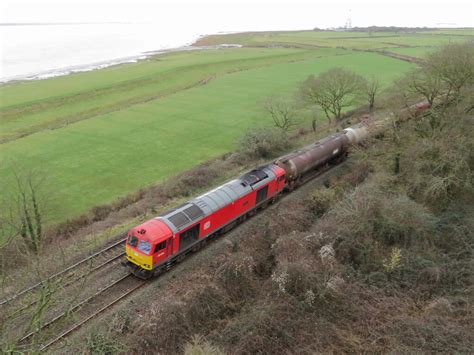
[17,273,144,352]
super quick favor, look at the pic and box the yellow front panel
[126,245,153,270]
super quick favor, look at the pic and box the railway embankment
[67,91,472,353]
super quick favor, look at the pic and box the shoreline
[0,33,242,86]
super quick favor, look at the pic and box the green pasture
[0,50,414,227]
[430,28,474,36]
[196,30,473,50]
[384,47,435,58]
[1,48,346,143]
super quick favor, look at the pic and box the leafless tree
[398,43,474,109]
[299,67,365,122]
[365,77,380,112]
[1,169,51,254]
[262,96,297,132]
[400,68,443,107]
[425,43,474,103]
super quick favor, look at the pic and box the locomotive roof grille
[182,204,204,220]
[240,168,269,187]
[168,212,191,229]
[158,203,206,230]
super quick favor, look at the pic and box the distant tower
[345,9,352,31]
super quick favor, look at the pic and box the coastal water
[0,23,203,83]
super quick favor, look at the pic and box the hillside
[53,90,472,353]
[76,66,473,354]
[0,34,472,354]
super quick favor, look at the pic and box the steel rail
[0,237,126,306]
[16,161,349,352]
[39,280,145,351]
[18,272,134,345]
[4,251,126,321]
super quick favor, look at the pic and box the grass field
[0,48,334,143]
[195,29,472,50]
[1,29,472,233]
[384,47,436,58]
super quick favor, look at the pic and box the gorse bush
[307,187,338,217]
[400,114,473,206]
[216,252,256,302]
[324,181,437,247]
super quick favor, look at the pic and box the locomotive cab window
[137,240,151,254]
[128,235,139,248]
[154,241,167,253]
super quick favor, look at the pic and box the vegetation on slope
[76,43,472,354]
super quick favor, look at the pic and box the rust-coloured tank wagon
[274,133,349,188]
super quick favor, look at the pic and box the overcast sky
[1,0,473,30]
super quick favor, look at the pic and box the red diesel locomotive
[126,165,286,278]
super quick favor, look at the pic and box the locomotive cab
[126,219,174,275]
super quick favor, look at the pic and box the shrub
[185,286,234,330]
[237,127,291,159]
[307,187,338,217]
[91,205,113,222]
[53,214,91,238]
[216,253,256,303]
[323,180,437,247]
[86,331,123,354]
[184,335,224,355]
[213,301,300,354]
[402,133,473,206]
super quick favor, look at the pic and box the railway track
[16,273,144,352]
[1,237,127,321]
[2,159,349,353]
[0,238,125,306]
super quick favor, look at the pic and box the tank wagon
[125,102,430,279]
[274,133,349,189]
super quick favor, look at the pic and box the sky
[1,0,473,31]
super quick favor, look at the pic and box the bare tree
[401,68,442,107]
[398,43,474,109]
[262,96,297,132]
[425,43,474,103]
[1,169,51,254]
[299,67,366,122]
[365,77,380,112]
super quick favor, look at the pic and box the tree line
[263,42,473,132]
